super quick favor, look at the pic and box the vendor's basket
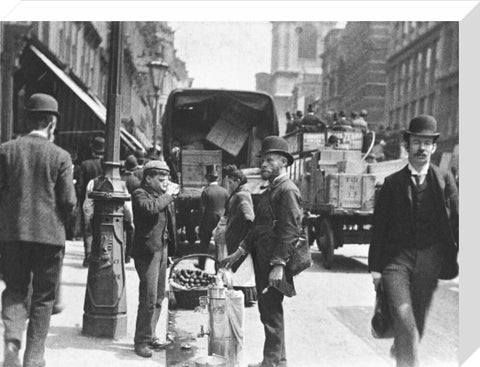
[169,253,218,310]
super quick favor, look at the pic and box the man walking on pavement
[131,160,179,358]
[198,165,228,257]
[77,136,105,267]
[221,136,302,367]
[368,115,459,367]
[0,93,77,367]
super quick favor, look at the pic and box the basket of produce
[169,254,218,310]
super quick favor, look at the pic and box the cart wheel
[317,218,334,269]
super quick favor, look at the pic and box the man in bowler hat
[0,93,77,367]
[221,136,303,367]
[131,160,179,358]
[369,115,459,367]
[198,165,229,257]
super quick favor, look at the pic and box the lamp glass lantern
[147,60,169,147]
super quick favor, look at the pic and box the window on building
[58,23,65,61]
[297,24,318,59]
[428,93,435,115]
[404,58,411,97]
[418,97,426,114]
[404,104,410,122]
[444,27,454,70]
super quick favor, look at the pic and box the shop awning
[29,45,145,153]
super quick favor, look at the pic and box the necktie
[413,175,423,186]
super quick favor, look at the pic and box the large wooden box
[337,160,367,174]
[326,173,376,210]
[318,149,362,163]
[181,150,222,188]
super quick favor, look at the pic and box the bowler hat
[205,165,220,178]
[124,155,138,171]
[403,115,440,141]
[91,136,105,154]
[25,93,60,117]
[259,136,294,166]
[144,160,170,174]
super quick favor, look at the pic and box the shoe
[4,341,21,367]
[150,338,170,350]
[134,343,153,358]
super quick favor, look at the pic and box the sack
[286,236,312,276]
[371,282,394,339]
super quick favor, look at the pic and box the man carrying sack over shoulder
[221,136,303,367]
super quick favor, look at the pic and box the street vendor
[131,160,179,358]
[221,136,302,367]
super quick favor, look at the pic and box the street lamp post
[82,21,129,339]
[147,60,169,149]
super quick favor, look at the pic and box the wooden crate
[337,160,367,174]
[181,150,222,188]
[326,173,376,210]
[326,130,364,150]
[284,131,327,153]
[318,149,362,163]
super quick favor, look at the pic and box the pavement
[0,241,458,367]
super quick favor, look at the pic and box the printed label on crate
[303,133,326,151]
[327,131,364,150]
[339,175,363,208]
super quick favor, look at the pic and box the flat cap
[143,160,170,173]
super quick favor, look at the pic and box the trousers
[1,241,63,367]
[382,245,444,367]
[133,246,168,345]
[253,250,286,367]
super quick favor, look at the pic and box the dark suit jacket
[368,164,459,280]
[0,134,77,246]
[200,183,229,233]
[131,183,175,258]
[78,157,102,203]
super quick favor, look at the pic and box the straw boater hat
[403,115,440,142]
[259,136,294,166]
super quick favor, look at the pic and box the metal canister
[207,279,239,367]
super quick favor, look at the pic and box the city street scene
[0,20,458,367]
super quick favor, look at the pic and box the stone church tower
[256,22,337,134]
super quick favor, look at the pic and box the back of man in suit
[0,94,77,367]
[198,166,228,255]
[369,115,459,367]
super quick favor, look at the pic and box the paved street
[0,241,458,367]
[168,245,458,367]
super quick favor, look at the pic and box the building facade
[256,21,336,135]
[0,21,191,160]
[317,22,393,128]
[385,21,458,150]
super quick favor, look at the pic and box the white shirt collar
[29,130,49,139]
[408,162,429,176]
[209,181,219,186]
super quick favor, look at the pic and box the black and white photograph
[0,1,475,366]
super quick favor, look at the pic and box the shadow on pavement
[308,251,369,274]
[45,326,161,362]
